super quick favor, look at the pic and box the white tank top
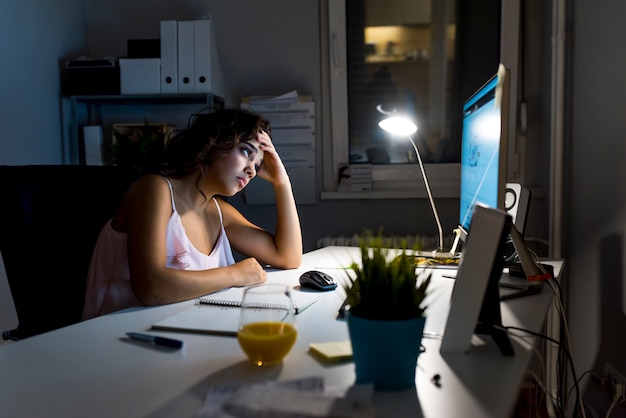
[164,178,235,269]
[81,177,236,320]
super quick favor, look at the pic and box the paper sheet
[195,377,375,418]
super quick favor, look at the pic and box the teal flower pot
[346,312,426,390]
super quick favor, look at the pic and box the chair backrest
[0,165,134,339]
[0,251,18,340]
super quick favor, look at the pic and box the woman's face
[209,138,264,196]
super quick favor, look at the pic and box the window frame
[320,0,521,200]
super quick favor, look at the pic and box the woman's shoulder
[213,197,246,225]
[130,174,170,191]
[112,175,170,231]
[213,196,234,211]
[123,175,171,202]
[133,173,167,186]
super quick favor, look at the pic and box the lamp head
[378,115,418,136]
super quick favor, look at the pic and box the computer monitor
[449,66,549,287]
[456,65,510,248]
[444,66,509,257]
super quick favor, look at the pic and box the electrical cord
[504,324,577,416]
[605,383,625,418]
[544,275,588,417]
[568,369,593,401]
[518,250,577,416]
[475,321,559,415]
[546,277,575,417]
[526,370,558,418]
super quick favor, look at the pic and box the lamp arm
[408,135,444,252]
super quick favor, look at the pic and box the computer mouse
[299,270,337,291]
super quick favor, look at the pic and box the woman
[82,108,302,320]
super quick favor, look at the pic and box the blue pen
[126,332,184,349]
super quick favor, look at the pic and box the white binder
[177,20,195,94]
[193,19,211,93]
[192,18,224,97]
[159,20,178,94]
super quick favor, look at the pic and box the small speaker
[505,183,531,235]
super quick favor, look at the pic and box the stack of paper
[244,90,301,105]
[241,92,316,205]
[196,377,375,418]
[337,164,372,192]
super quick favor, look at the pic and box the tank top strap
[211,197,224,226]
[163,177,177,212]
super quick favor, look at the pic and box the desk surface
[0,246,562,418]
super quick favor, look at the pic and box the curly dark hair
[155,108,271,179]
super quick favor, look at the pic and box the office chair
[0,251,18,338]
[0,165,134,340]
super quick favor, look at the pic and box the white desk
[0,246,562,418]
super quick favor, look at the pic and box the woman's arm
[225,131,303,269]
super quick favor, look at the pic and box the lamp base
[415,250,460,268]
[415,250,456,258]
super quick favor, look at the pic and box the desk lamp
[378,112,446,256]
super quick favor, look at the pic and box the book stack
[241,91,316,205]
[338,164,372,192]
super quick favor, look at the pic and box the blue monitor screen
[459,72,506,233]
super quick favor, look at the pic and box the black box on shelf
[126,39,160,58]
[62,58,121,96]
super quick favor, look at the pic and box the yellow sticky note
[309,341,353,363]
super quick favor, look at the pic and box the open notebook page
[151,286,321,336]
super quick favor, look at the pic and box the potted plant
[343,229,431,391]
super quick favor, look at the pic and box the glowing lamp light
[378,112,445,255]
[378,116,418,136]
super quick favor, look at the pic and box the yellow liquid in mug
[237,321,297,366]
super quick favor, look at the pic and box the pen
[126,332,184,349]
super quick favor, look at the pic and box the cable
[568,369,593,401]
[502,326,561,414]
[531,257,575,417]
[605,383,624,418]
[503,325,582,417]
[526,370,559,418]
[548,278,573,416]
[545,276,586,417]
[501,256,583,416]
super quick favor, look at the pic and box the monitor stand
[449,228,463,256]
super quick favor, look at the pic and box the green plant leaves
[344,229,431,321]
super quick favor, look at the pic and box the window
[322,0,519,199]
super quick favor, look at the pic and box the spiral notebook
[151,287,321,336]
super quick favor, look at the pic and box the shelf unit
[63,93,224,165]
